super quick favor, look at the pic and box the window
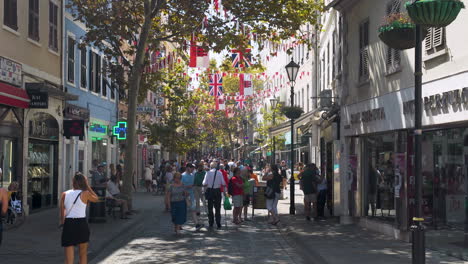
[4,0,18,30]
[67,37,75,83]
[110,80,116,100]
[102,59,107,97]
[80,47,87,88]
[28,0,40,40]
[386,0,401,73]
[306,84,310,111]
[48,1,59,51]
[88,52,94,91]
[425,27,446,54]
[332,30,336,78]
[359,19,370,82]
[95,53,101,94]
[327,42,331,85]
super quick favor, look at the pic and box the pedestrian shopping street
[2,186,463,264]
[2,0,468,263]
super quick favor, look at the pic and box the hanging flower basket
[378,13,425,50]
[405,0,465,27]
[281,106,303,119]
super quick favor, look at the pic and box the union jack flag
[231,49,252,68]
[235,95,246,109]
[209,73,223,97]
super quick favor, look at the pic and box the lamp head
[285,59,300,83]
[270,97,279,109]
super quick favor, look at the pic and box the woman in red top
[220,164,230,193]
[230,167,244,224]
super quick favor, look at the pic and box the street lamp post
[270,97,279,165]
[412,23,425,264]
[285,59,300,215]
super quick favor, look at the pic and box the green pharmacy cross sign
[113,122,127,140]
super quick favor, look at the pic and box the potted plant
[405,0,465,27]
[281,106,303,119]
[378,13,425,50]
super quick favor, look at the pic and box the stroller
[153,170,166,195]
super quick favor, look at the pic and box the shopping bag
[223,196,232,210]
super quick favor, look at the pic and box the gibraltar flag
[189,36,209,68]
[217,97,225,110]
[240,73,253,96]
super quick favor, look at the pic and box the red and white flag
[189,36,209,68]
[240,73,253,96]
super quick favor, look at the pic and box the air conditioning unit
[319,89,333,109]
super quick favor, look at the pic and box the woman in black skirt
[60,172,98,264]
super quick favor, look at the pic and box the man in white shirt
[228,159,236,169]
[203,162,226,229]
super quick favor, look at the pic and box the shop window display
[363,132,405,223]
[0,138,16,188]
[422,128,468,229]
[27,142,57,209]
[92,138,107,169]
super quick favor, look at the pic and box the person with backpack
[229,167,244,224]
[299,163,321,221]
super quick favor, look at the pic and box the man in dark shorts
[300,163,321,221]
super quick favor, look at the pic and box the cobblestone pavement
[91,194,304,264]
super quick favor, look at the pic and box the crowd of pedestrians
[157,157,328,234]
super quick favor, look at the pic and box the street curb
[276,221,330,264]
[88,208,147,262]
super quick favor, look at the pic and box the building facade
[0,0,73,213]
[331,0,468,253]
[63,4,119,186]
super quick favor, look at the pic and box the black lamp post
[270,97,279,165]
[285,59,300,215]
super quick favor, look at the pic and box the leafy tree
[69,0,323,204]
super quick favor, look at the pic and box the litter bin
[88,186,106,223]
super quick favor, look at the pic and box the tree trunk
[121,10,153,206]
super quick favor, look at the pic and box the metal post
[290,83,296,215]
[411,24,425,264]
[272,112,276,164]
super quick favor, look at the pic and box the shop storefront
[27,112,59,210]
[342,71,468,246]
[88,118,117,177]
[0,107,24,188]
[0,57,28,189]
[89,121,109,167]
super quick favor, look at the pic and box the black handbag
[205,169,218,200]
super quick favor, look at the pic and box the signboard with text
[0,56,22,87]
[28,91,48,109]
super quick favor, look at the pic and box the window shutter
[393,48,401,68]
[433,27,444,48]
[425,28,433,51]
[363,48,369,77]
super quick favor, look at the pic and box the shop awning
[0,82,30,108]
[26,82,78,101]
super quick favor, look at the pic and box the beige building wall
[343,0,468,106]
[0,0,62,85]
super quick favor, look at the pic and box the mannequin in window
[368,165,379,217]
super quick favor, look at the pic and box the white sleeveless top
[64,189,87,218]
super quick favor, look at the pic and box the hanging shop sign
[136,105,155,113]
[0,56,22,87]
[27,91,49,109]
[29,112,59,140]
[64,103,90,121]
[63,120,85,138]
[113,121,127,140]
[89,123,107,134]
